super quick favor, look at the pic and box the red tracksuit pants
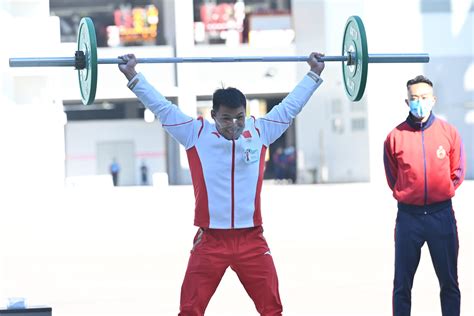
[179,226,282,316]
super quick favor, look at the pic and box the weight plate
[77,17,98,105]
[342,16,368,102]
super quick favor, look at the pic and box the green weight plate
[77,17,98,105]
[342,16,368,102]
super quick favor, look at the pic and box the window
[351,118,366,131]
[332,117,344,134]
[331,99,343,115]
[50,0,165,47]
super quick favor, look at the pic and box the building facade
[1,0,472,187]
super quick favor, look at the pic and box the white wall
[292,0,370,183]
[292,0,473,183]
[65,120,167,186]
[362,0,427,184]
[0,1,66,190]
[1,0,49,17]
[422,10,474,179]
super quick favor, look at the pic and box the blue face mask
[409,99,433,119]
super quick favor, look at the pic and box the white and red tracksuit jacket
[128,72,323,228]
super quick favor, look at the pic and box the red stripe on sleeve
[197,116,204,138]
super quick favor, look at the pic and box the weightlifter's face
[212,105,246,140]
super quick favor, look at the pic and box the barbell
[9,16,429,105]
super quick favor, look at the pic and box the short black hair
[212,87,246,111]
[407,75,433,88]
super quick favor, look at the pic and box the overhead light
[102,101,114,109]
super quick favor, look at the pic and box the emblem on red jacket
[437,145,446,159]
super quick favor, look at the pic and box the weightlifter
[118,52,325,315]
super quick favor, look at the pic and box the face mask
[215,118,244,140]
[409,99,433,119]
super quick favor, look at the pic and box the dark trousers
[393,202,460,316]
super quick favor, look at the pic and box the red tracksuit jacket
[383,113,465,206]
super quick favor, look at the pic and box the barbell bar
[9,16,430,105]
[9,54,429,67]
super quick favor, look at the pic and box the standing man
[118,52,324,315]
[383,75,466,316]
[140,160,149,185]
[110,158,120,186]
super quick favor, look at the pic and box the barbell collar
[74,51,86,70]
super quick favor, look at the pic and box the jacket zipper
[420,122,428,205]
[231,139,235,228]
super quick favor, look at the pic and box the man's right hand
[118,54,138,81]
[308,52,325,76]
